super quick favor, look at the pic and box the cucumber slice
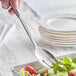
[38,67,48,74]
[48,68,54,76]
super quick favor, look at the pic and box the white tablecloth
[24,0,76,17]
[0,1,76,76]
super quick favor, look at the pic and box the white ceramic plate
[39,28,76,39]
[40,37,76,47]
[40,33,76,42]
[39,27,76,46]
[12,53,76,76]
[39,26,76,35]
[39,14,76,32]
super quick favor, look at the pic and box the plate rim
[39,14,76,32]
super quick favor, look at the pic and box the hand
[0,0,20,14]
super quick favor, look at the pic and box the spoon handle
[10,1,58,67]
[10,1,36,48]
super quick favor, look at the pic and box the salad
[19,57,76,76]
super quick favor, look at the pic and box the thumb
[10,0,20,8]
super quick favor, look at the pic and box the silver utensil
[10,1,57,67]
[61,17,76,20]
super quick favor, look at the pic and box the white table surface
[24,0,76,17]
[0,1,76,76]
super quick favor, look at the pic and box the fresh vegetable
[25,65,38,75]
[68,71,76,76]
[43,71,48,76]
[38,67,48,74]
[52,57,76,74]
[19,57,76,76]
[25,71,28,76]
[72,58,76,63]
[19,68,26,76]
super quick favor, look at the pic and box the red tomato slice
[68,72,76,76]
[25,65,38,75]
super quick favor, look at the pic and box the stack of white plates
[38,14,76,46]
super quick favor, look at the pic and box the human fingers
[1,0,10,9]
[8,8,14,15]
[9,0,20,14]
[10,0,20,8]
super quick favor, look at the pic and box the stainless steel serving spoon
[10,1,57,67]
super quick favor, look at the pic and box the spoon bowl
[35,46,57,67]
